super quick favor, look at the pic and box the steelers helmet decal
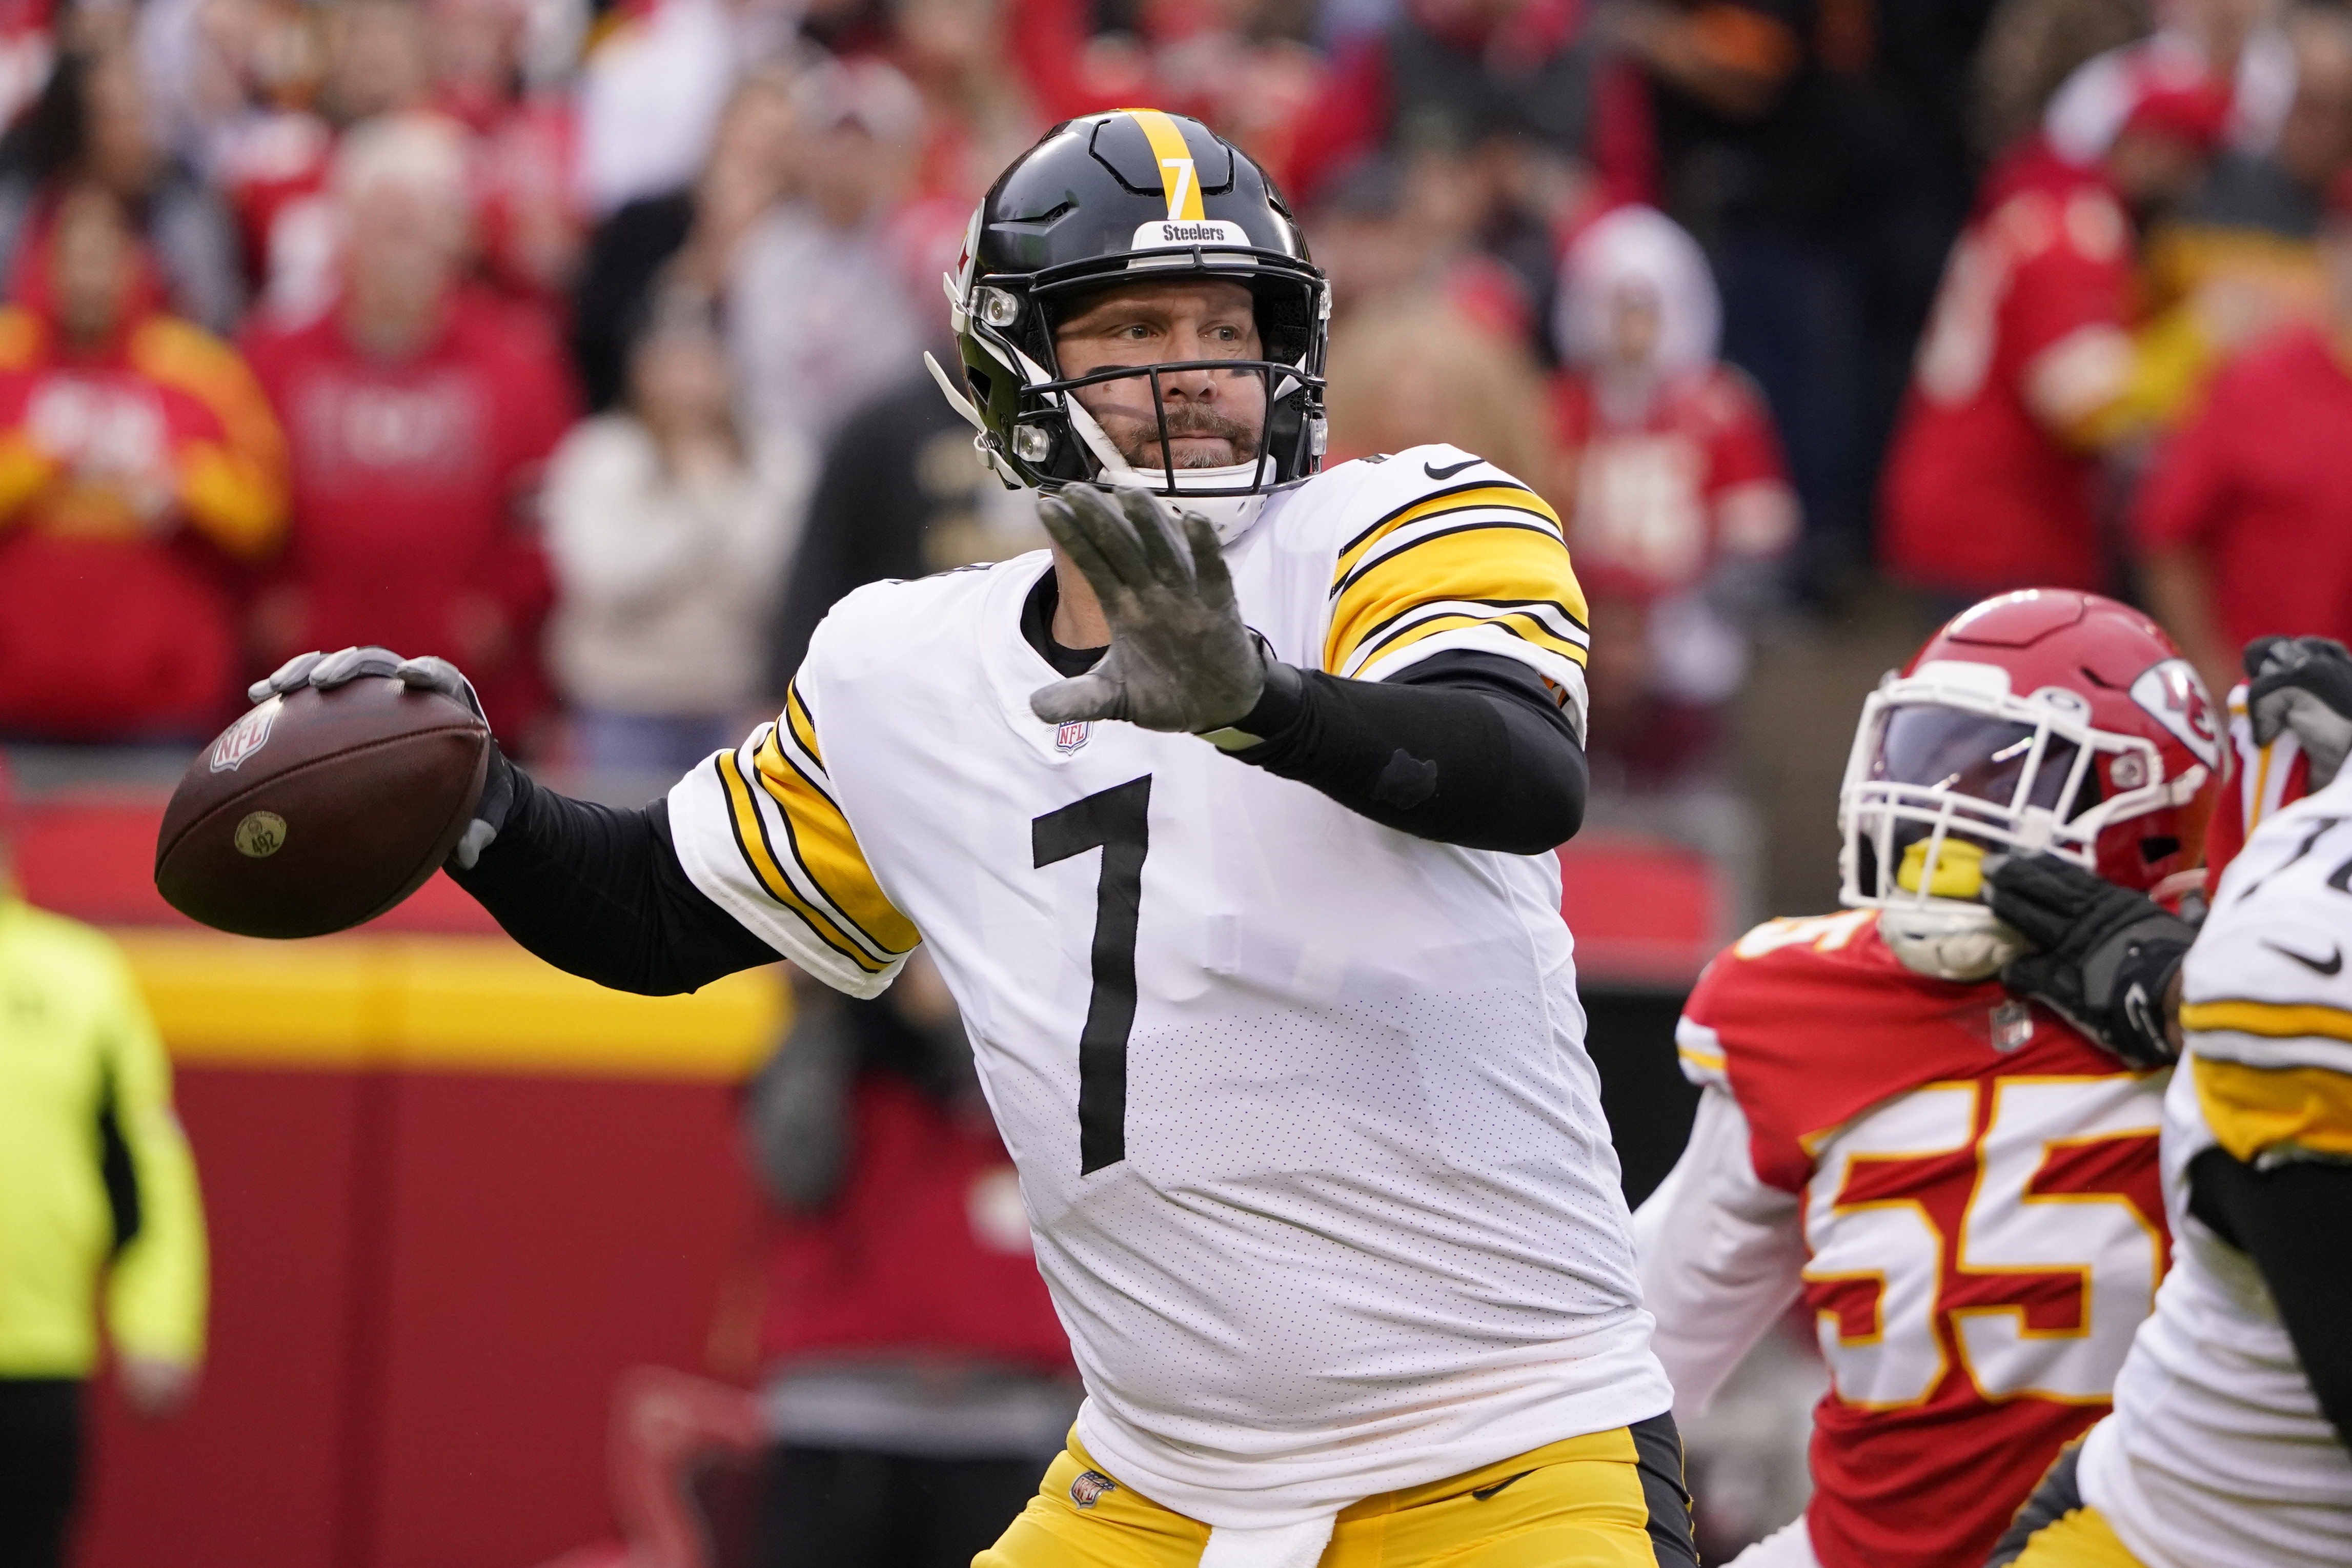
[925,109,1331,542]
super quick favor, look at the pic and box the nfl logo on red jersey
[1068,1469,1117,1509]
[1055,720,1092,755]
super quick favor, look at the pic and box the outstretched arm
[1631,1083,1807,1419]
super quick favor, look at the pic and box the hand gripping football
[155,677,490,938]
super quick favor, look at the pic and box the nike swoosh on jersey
[1424,457,1483,480]
[2264,939,2345,976]
[1471,1471,1532,1501]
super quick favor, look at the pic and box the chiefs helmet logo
[2128,658,2220,768]
[1069,1470,1118,1509]
[209,698,280,773]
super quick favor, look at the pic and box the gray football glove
[1029,484,1270,734]
[1981,852,2194,1068]
[2245,635,2352,789]
[245,645,512,869]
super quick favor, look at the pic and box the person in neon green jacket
[0,834,208,1568]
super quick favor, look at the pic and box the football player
[1970,636,2352,1568]
[1632,589,2222,1568]
[241,113,1696,1567]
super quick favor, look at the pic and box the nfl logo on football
[1055,720,1092,755]
[209,698,280,773]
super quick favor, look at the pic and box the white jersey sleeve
[666,671,921,998]
[2078,775,2352,1568]
[1312,445,1592,738]
[1632,1079,1806,1419]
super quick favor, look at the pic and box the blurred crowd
[1,0,2350,792]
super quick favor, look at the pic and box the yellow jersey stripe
[1335,479,1556,557]
[752,728,921,958]
[1123,108,1205,220]
[2182,999,2352,1045]
[2192,1054,2352,1162]
[1677,1042,1727,1072]
[1345,608,1589,680]
[1327,525,1591,676]
[714,749,890,975]
[1334,483,1559,583]
[784,682,822,767]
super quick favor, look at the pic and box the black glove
[246,645,514,869]
[1981,852,2194,1068]
[2245,635,2352,789]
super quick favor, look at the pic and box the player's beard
[1085,390,1264,472]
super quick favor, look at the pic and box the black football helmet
[926,108,1330,541]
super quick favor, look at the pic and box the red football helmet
[1838,589,2222,978]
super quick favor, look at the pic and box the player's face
[1053,280,1268,471]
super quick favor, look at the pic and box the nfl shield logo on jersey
[1055,720,1092,755]
[1069,1470,1118,1509]
[209,698,280,773]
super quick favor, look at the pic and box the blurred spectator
[0,760,210,1568]
[767,362,1044,687]
[1308,150,1539,336]
[727,57,924,450]
[2135,3,2352,423]
[218,0,432,327]
[1609,0,1996,600]
[2045,0,2296,164]
[1322,284,1553,478]
[0,44,245,332]
[0,0,52,134]
[1878,77,2227,604]
[243,112,576,742]
[572,64,794,413]
[427,0,582,307]
[1551,204,1795,784]
[891,0,1041,201]
[1972,0,2151,159]
[544,285,808,775]
[0,182,285,741]
[742,962,1079,1568]
[1287,0,1633,211]
[2134,172,2352,705]
[575,0,799,219]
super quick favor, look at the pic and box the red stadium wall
[18,796,782,1568]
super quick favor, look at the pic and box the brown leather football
[155,678,490,938]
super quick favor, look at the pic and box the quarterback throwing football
[250,114,1692,1567]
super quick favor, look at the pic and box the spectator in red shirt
[0,181,286,740]
[2136,173,2352,706]
[1550,202,1795,783]
[1879,82,2230,604]
[244,112,578,742]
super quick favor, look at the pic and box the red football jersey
[1552,362,1792,601]
[1679,911,2168,1568]
[1879,140,2134,597]
[242,288,578,735]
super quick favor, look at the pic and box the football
[155,678,491,939]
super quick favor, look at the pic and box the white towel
[1198,1515,1336,1568]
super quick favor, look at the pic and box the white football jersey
[669,446,1669,1529]
[2078,769,2352,1568]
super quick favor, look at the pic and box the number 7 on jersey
[1033,776,1152,1174]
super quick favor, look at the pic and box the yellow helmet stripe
[1123,108,1206,221]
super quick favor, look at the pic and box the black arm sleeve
[2187,1146,2352,1445]
[447,762,779,995]
[1229,650,1588,854]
